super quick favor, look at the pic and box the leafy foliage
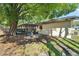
[0,3,77,27]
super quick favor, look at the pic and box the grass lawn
[0,35,79,56]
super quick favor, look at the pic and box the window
[39,26,42,30]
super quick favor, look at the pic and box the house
[37,19,72,38]
[37,9,79,38]
[17,24,39,35]
[57,8,79,38]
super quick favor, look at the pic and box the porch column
[50,28,52,36]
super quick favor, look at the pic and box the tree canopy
[0,3,78,25]
[0,3,78,35]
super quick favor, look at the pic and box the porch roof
[58,9,79,20]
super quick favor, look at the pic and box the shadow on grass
[51,38,72,56]
[63,38,79,44]
[62,38,79,48]
[57,38,79,54]
[41,40,61,56]
[39,35,62,56]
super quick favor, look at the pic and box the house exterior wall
[41,21,72,29]
[38,20,72,39]
[38,28,72,39]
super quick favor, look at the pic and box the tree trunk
[9,20,18,36]
[64,27,68,38]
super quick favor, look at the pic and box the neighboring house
[17,24,38,35]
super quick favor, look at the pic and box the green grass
[58,38,79,54]
[45,41,61,56]
[17,37,79,56]
[63,38,79,48]
[52,39,73,55]
[1,35,79,56]
[40,36,79,56]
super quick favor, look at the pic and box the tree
[0,4,25,35]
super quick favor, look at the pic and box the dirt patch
[0,42,23,56]
[0,28,49,56]
[0,41,48,56]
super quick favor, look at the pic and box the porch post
[50,28,52,36]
